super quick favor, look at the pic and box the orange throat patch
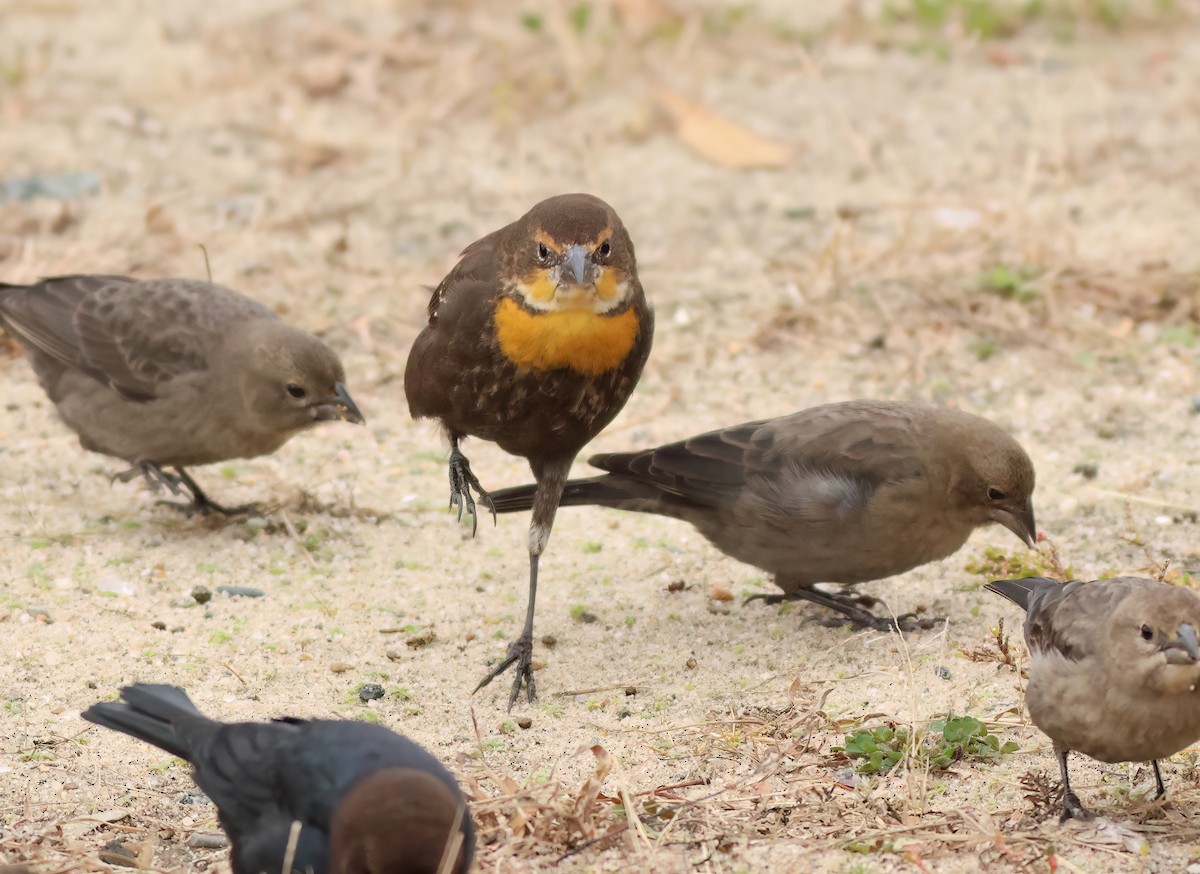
[494,297,640,376]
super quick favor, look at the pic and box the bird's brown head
[235,323,364,432]
[493,193,644,376]
[329,767,474,874]
[948,414,1037,547]
[1107,585,1200,695]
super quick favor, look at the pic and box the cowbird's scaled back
[405,193,654,707]
[986,575,1200,820]
[0,275,364,515]
[82,684,473,874]
[489,400,1037,631]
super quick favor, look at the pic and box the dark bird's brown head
[230,322,364,433]
[492,193,644,376]
[944,412,1037,547]
[1106,585,1200,695]
[329,767,473,874]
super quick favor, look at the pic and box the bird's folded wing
[425,228,503,321]
[184,718,309,819]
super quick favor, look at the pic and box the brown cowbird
[82,684,473,874]
[489,400,1037,631]
[0,275,363,515]
[986,576,1200,820]
[405,193,653,706]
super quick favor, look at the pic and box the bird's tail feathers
[983,576,1061,612]
[81,684,207,761]
[489,476,655,514]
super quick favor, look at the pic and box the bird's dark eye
[536,242,551,263]
[287,384,307,399]
[1141,624,1154,641]
[598,240,612,258]
[987,487,1007,502]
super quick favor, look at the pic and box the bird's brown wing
[590,401,928,518]
[1016,577,1155,662]
[0,276,275,402]
[423,228,505,322]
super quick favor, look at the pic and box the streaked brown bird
[986,575,1200,821]
[83,684,473,874]
[405,193,654,706]
[489,400,1037,630]
[0,275,363,515]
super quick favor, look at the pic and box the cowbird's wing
[0,276,275,402]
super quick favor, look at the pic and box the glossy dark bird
[405,193,653,707]
[986,576,1200,820]
[0,275,363,515]
[82,684,473,874]
[489,400,1037,630]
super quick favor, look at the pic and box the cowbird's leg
[448,435,495,536]
[475,552,538,709]
[113,462,184,495]
[1152,759,1167,800]
[1058,748,1094,821]
[167,467,258,517]
[745,586,941,633]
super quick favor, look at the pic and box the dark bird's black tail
[81,684,209,761]
[489,475,657,514]
[984,576,1061,613]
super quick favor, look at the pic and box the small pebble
[516,716,533,729]
[216,586,265,598]
[406,629,436,649]
[358,683,385,703]
[575,610,599,624]
[26,606,52,623]
[191,586,212,604]
[685,657,698,669]
[1072,462,1099,480]
[151,620,167,630]
[541,634,557,647]
[329,662,352,673]
[187,833,229,849]
[385,648,403,661]
[935,666,951,680]
[667,581,685,593]
[624,686,637,696]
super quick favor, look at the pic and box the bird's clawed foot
[115,463,256,517]
[1061,790,1095,822]
[448,445,495,535]
[743,590,942,633]
[474,633,536,710]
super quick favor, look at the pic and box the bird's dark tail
[489,475,658,514]
[983,576,1061,613]
[81,684,208,761]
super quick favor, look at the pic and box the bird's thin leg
[162,467,258,517]
[113,461,185,495]
[1152,759,1167,800]
[1057,748,1094,821]
[745,586,939,633]
[474,552,538,709]
[447,436,495,536]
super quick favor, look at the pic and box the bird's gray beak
[563,244,590,286]
[994,497,1037,548]
[1166,623,1200,664]
[313,381,365,425]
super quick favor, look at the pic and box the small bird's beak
[1166,623,1200,664]
[313,381,365,424]
[994,497,1037,548]
[562,244,590,287]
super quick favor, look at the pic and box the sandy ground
[4,1,1200,871]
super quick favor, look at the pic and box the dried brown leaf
[654,84,791,170]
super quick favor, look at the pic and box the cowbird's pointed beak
[563,244,589,286]
[314,382,365,424]
[994,497,1037,548]
[1167,623,1200,664]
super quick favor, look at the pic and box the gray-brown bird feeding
[405,194,653,707]
[82,684,474,874]
[986,576,1200,821]
[490,400,1037,631]
[0,275,363,515]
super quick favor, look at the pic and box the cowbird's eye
[987,487,1007,502]
[597,240,612,259]
[287,384,307,399]
[1141,624,1154,641]
[536,242,551,264]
